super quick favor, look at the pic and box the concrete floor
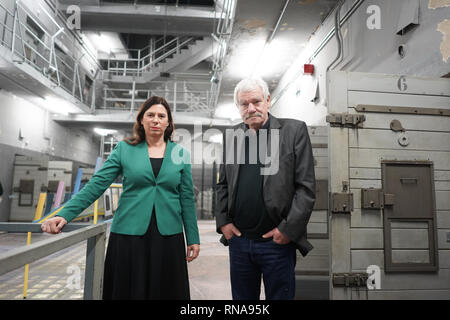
[187,220,232,299]
[0,232,87,299]
[0,220,328,300]
[0,220,232,300]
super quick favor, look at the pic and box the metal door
[327,71,450,300]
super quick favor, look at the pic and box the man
[215,78,316,300]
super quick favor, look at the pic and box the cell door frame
[327,71,450,300]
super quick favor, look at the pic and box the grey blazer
[215,115,316,257]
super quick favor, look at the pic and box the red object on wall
[304,64,314,75]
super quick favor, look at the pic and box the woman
[41,96,200,299]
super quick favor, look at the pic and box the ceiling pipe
[326,0,345,72]
[250,0,290,77]
[267,0,290,44]
[271,0,366,108]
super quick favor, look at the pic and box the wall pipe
[271,0,366,108]
[326,0,345,72]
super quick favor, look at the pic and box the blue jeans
[228,235,297,300]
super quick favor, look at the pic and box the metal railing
[101,36,196,78]
[0,221,110,300]
[101,80,211,113]
[0,0,237,114]
[209,0,236,109]
[0,0,100,109]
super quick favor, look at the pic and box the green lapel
[157,140,174,181]
[136,142,156,181]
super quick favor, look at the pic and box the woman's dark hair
[124,96,174,145]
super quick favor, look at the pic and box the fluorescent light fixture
[227,36,295,79]
[41,96,80,115]
[83,32,129,60]
[214,102,241,121]
[94,128,118,136]
[208,133,223,144]
[253,38,292,78]
[226,37,266,78]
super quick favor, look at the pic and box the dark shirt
[150,157,164,214]
[150,157,163,179]
[232,114,276,240]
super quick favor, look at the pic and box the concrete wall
[271,0,450,126]
[0,89,99,221]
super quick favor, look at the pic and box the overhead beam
[52,111,235,127]
[59,4,223,35]
[59,3,218,19]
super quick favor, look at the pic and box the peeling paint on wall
[429,0,450,9]
[437,19,450,62]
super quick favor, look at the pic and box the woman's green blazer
[57,140,200,245]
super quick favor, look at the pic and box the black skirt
[102,210,190,300]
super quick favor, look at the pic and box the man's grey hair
[233,78,270,106]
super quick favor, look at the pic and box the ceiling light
[83,32,129,59]
[94,128,118,136]
[226,37,266,78]
[214,102,241,121]
[252,38,292,78]
[41,96,80,115]
[208,134,223,144]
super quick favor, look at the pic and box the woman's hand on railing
[41,217,67,234]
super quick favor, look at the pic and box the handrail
[101,37,196,77]
[147,37,194,66]
[216,0,234,36]
[42,0,102,71]
[101,84,211,112]
[140,37,180,61]
[0,220,112,300]
[209,0,236,112]
[105,36,168,57]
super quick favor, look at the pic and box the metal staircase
[100,80,212,114]
[98,35,215,113]
[100,36,214,84]
[0,0,237,119]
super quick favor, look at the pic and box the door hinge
[326,113,366,128]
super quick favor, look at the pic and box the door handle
[400,177,418,184]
